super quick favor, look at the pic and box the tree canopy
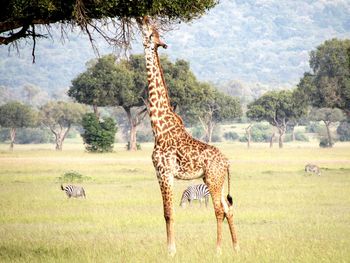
[247,90,307,148]
[0,101,37,150]
[297,39,350,117]
[40,101,87,150]
[0,0,217,49]
[309,107,345,147]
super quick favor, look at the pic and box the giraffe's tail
[227,166,233,206]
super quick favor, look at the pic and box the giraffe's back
[154,127,229,180]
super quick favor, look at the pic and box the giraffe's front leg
[157,172,176,256]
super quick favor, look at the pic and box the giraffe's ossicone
[137,16,239,256]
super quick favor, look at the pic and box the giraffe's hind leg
[205,170,239,253]
[225,202,239,251]
[204,172,226,254]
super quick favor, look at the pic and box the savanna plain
[0,140,349,262]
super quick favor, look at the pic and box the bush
[284,131,309,142]
[223,131,239,141]
[319,137,333,148]
[0,127,53,144]
[337,121,350,141]
[136,129,153,142]
[58,170,91,183]
[81,113,117,153]
[126,142,141,150]
[295,131,309,141]
[305,122,322,133]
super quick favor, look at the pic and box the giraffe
[137,17,239,255]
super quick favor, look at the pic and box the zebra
[180,184,210,208]
[61,184,86,198]
[305,164,321,176]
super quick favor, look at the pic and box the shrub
[126,142,141,150]
[0,127,53,144]
[81,113,117,153]
[305,122,322,133]
[136,129,153,142]
[337,121,350,141]
[239,124,271,142]
[319,137,333,148]
[284,131,309,142]
[58,170,91,183]
[223,131,239,141]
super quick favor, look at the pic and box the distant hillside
[0,0,349,94]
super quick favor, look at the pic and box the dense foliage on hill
[0,0,349,99]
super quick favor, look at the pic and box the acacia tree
[40,101,87,150]
[247,90,307,148]
[69,55,123,116]
[309,108,345,147]
[1,1,217,58]
[0,101,37,150]
[297,39,350,117]
[69,54,146,151]
[196,86,242,143]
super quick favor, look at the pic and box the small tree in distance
[40,101,87,150]
[0,101,37,150]
[81,113,117,153]
[309,108,345,147]
[247,90,307,148]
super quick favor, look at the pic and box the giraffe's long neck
[144,45,176,136]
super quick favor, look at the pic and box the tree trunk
[270,132,275,148]
[291,126,295,142]
[325,121,333,147]
[125,108,137,151]
[93,104,99,117]
[205,121,215,143]
[9,127,16,151]
[278,133,284,148]
[129,123,137,151]
[245,124,252,149]
[55,135,62,151]
[54,125,70,151]
[278,126,285,148]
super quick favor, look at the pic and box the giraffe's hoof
[216,247,222,256]
[168,245,176,257]
[234,243,240,252]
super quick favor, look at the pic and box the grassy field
[0,141,350,262]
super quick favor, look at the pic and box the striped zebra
[180,184,210,208]
[61,184,86,198]
[305,163,321,176]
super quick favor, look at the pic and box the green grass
[1,142,350,262]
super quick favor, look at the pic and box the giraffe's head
[148,25,168,50]
[140,17,167,50]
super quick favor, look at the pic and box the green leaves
[298,39,350,116]
[0,102,37,128]
[247,90,306,126]
[81,113,117,153]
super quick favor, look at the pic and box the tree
[69,54,146,151]
[40,101,87,150]
[81,113,117,153]
[297,39,350,117]
[247,90,307,148]
[309,108,345,148]
[1,0,217,56]
[69,55,124,116]
[197,86,242,143]
[70,54,239,149]
[0,101,37,150]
